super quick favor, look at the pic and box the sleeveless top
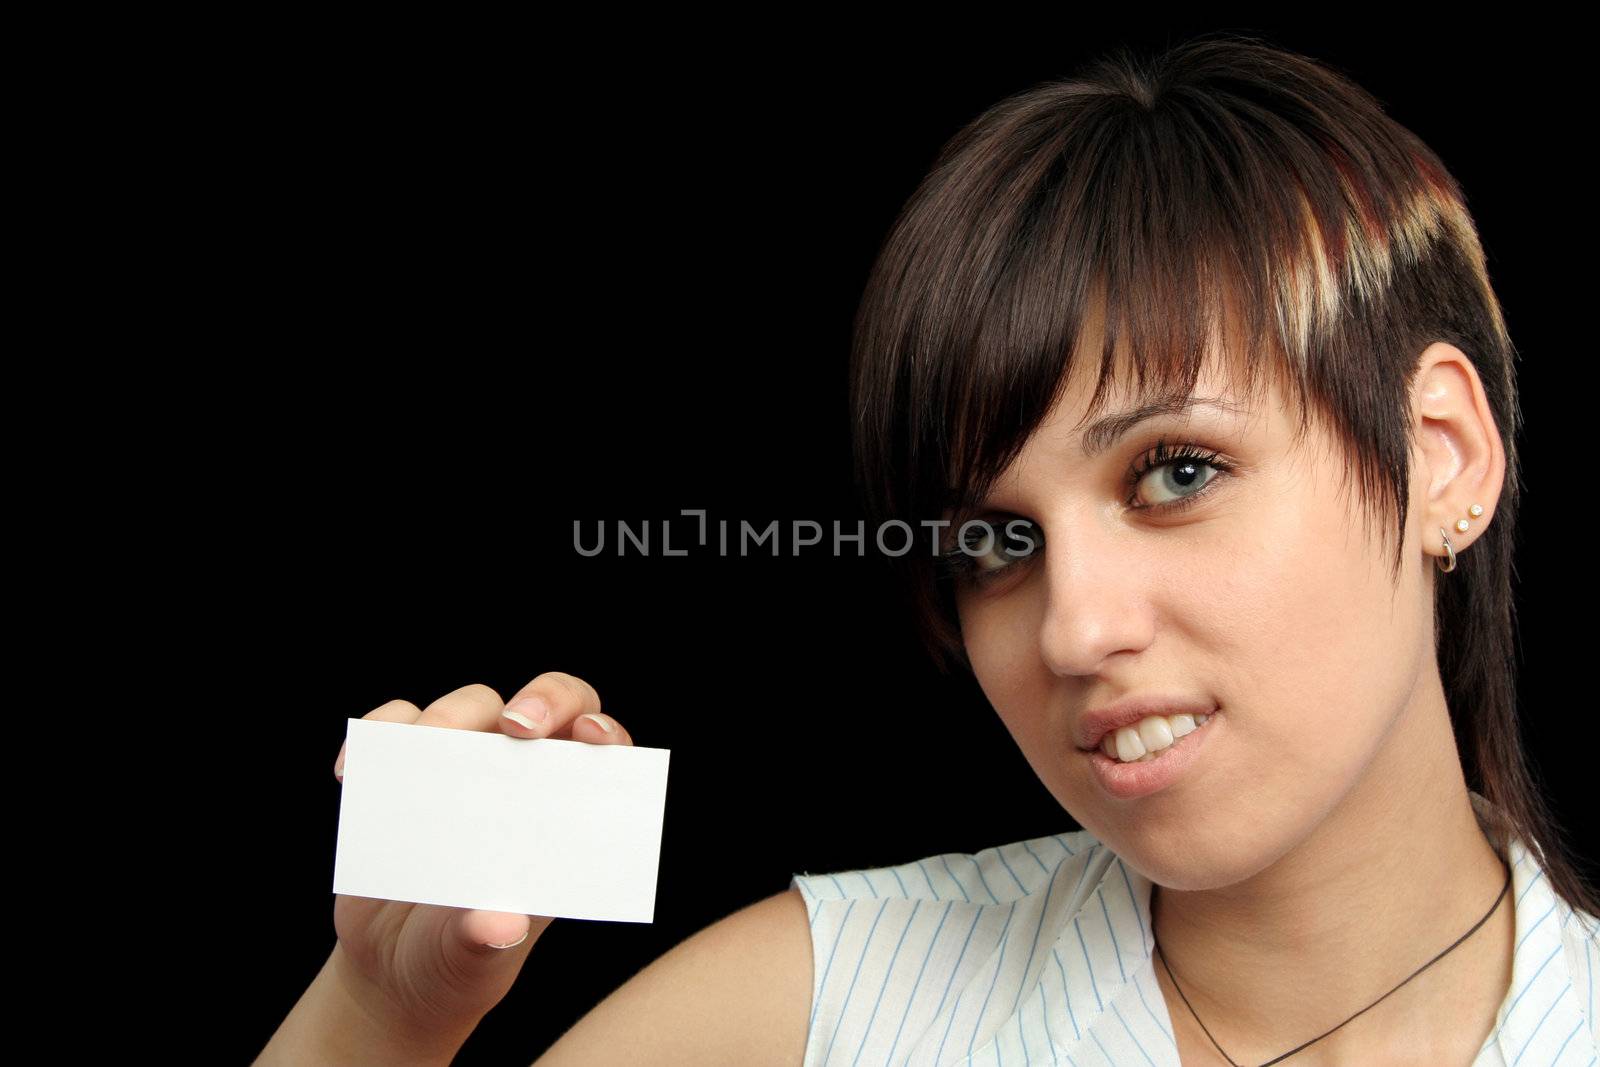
[789,791,1599,1066]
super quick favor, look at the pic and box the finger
[334,698,423,781]
[571,710,634,746]
[448,909,552,960]
[498,671,602,739]
[413,682,507,732]
[456,909,533,950]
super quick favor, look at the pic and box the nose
[1035,521,1157,677]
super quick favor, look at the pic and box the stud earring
[1437,504,1484,574]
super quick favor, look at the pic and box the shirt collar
[1471,791,1593,1063]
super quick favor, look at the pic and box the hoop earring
[1436,503,1484,574]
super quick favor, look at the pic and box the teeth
[1099,712,1209,763]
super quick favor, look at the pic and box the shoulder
[1552,892,1600,1039]
[1557,897,1600,946]
[785,827,1129,993]
[1511,835,1599,974]
[791,827,1109,910]
[1504,835,1600,1057]
[782,829,1150,1065]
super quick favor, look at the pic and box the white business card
[332,717,670,923]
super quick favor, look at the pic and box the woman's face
[951,344,1439,890]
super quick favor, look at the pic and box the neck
[1150,680,1514,1064]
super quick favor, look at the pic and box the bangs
[858,96,1425,535]
[938,268,1302,531]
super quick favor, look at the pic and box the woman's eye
[1134,457,1219,505]
[1129,440,1235,513]
[940,519,1042,585]
[939,442,1232,588]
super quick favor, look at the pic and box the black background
[136,20,1596,1064]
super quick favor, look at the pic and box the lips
[1085,709,1219,799]
[1077,695,1218,752]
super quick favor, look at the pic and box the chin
[1089,816,1271,892]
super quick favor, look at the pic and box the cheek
[959,591,1054,736]
[1197,462,1423,804]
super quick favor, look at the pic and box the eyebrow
[1077,395,1245,458]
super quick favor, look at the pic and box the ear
[1409,342,1507,564]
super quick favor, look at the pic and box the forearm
[255,944,474,1066]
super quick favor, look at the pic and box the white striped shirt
[790,792,1599,1066]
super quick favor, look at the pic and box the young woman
[258,35,1598,1066]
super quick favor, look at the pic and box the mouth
[1077,696,1218,753]
[1089,709,1215,761]
[1084,709,1221,800]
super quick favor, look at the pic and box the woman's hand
[257,673,633,1065]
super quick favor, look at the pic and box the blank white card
[332,717,671,923]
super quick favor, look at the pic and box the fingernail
[579,712,615,734]
[334,754,345,779]
[486,929,529,949]
[502,696,550,729]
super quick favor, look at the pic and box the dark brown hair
[848,33,1598,917]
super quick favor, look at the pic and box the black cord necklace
[1153,856,1512,1066]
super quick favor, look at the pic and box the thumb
[447,909,548,960]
